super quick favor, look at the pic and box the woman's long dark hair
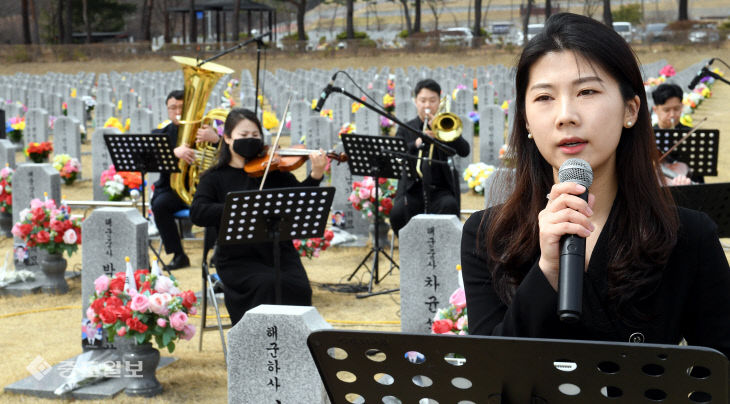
[482,13,678,322]
[208,107,264,172]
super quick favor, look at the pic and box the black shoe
[167,253,190,270]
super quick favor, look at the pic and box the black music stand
[308,329,728,403]
[671,182,730,239]
[341,133,416,298]
[103,133,179,220]
[655,128,720,177]
[218,186,335,303]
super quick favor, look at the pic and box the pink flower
[189,306,197,316]
[449,288,466,310]
[44,199,56,210]
[117,326,127,337]
[62,228,78,244]
[30,198,43,209]
[148,293,171,315]
[86,306,96,322]
[181,324,196,340]
[169,311,188,331]
[155,276,175,293]
[157,318,167,328]
[94,275,109,294]
[358,187,370,200]
[456,315,468,331]
[129,294,150,312]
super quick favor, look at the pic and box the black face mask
[232,138,263,160]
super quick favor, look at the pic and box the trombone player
[390,79,470,236]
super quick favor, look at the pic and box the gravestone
[305,116,335,152]
[6,164,61,295]
[92,128,120,201]
[28,90,43,109]
[49,93,62,117]
[506,101,516,141]
[130,108,154,133]
[396,101,417,121]
[400,214,462,334]
[452,88,473,117]
[228,305,332,404]
[0,139,17,169]
[151,96,167,126]
[24,108,49,147]
[455,115,474,193]
[478,83,495,107]
[354,107,380,136]
[290,100,310,145]
[68,97,85,125]
[121,92,138,122]
[330,95,350,128]
[329,164,369,245]
[95,102,116,128]
[53,116,82,161]
[479,105,505,166]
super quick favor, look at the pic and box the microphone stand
[196,31,273,116]
[324,86,457,156]
[699,68,730,87]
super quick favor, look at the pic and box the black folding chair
[198,226,231,361]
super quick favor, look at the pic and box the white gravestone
[24,108,49,147]
[479,105,505,167]
[92,128,120,201]
[53,116,82,161]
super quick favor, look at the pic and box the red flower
[111,305,132,322]
[34,230,50,244]
[180,290,197,309]
[134,269,149,289]
[99,307,117,324]
[324,230,334,241]
[125,317,148,333]
[31,207,45,223]
[293,239,301,249]
[432,319,454,334]
[18,223,32,237]
[106,296,123,307]
[108,277,124,293]
[139,280,151,293]
[91,298,105,314]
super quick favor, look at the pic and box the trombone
[416,96,463,177]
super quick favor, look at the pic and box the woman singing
[461,13,730,358]
[190,108,327,325]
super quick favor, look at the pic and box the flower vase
[369,219,391,249]
[123,342,163,397]
[8,131,22,144]
[29,155,47,164]
[40,251,68,294]
[0,211,12,237]
[63,172,78,186]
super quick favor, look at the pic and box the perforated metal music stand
[218,186,335,303]
[103,133,179,219]
[308,329,728,404]
[340,133,416,298]
[655,129,720,177]
[671,182,730,239]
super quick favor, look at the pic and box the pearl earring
[527,132,533,139]
[626,121,632,127]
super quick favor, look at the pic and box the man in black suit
[389,79,470,235]
[151,90,220,269]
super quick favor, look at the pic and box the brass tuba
[170,56,234,205]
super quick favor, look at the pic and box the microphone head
[558,158,593,188]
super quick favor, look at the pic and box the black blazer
[394,117,470,205]
[151,122,179,191]
[461,205,730,359]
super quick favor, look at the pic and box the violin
[244,144,348,177]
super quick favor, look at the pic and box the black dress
[390,117,470,235]
[461,204,730,359]
[190,165,323,325]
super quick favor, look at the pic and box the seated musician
[190,107,327,326]
[151,90,220,270]
[389,79,471,236]
[651,83,696,185]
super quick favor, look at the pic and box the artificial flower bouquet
[6,116,25,143]
[431,287,468,335]
[293,229,335,259]
[25,141,53,163]
[52,154,81,185]
[0,166,13,215]
[103,117,130,133]
[87,263,198,352]
[349,176,396,220]
[100,164,143,201]
[11,198,82,256]
[463,162,496,195]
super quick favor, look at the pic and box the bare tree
[233,0,241,40]
[398,0,413,34]
[65,0,73,43]
[29,0,40,44]
[82,0,91,43]
[473,0,482,44]
[285,0,307,41]
[678,0,688,20]
[583,0,601,18]
[602,0,612,26]
[22,0,32,44]
[189,0,197,43]
[346,0,354,38]
[425,0,445,31]
[414,0,422,32]
[522,0,533,46]
[545,0,551,18]
[141,0,154,41]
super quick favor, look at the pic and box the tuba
[170,56,234,205]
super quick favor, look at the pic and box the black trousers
[389,187,458,236]
[151,188,188,255]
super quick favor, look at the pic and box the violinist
[190,107,327,325]
[651,84,696,185]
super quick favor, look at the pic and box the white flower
[62,228,77,244]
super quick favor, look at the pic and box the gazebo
[167,0,277,44]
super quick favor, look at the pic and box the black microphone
[314,73,338,112]
[557,158,594,323]
[688,67,709,90]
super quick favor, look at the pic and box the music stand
[308,329,728,403]
[671,182,730,239]
[655,129,720,177]
[218,186,335,303]
[103,133,179,220]
[341,133,416,298]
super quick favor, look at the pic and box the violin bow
[658,116,708,162]
[259,96,292,191]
